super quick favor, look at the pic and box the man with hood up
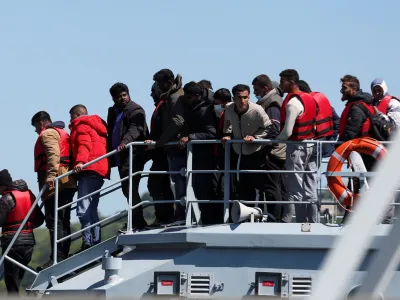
[31,111,76,270]
[0,169,44,295]
[69,104,110,252]
[146,69,186,221]
[107,82,150,232]
[252,74,286,220]
[370,78,400,128]
[178,81,219,224]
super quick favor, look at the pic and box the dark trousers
[2,245,33,294]
[193,157,222,225]
[119,156,147,229]
[44,188,75,260]
[237,148,282,220]
[148,154,175,224]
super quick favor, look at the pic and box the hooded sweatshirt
[70,115,110,179]
[371,78,400,128]
[339,90,374,142]
[256,87,286,161]
[0,180,45,247]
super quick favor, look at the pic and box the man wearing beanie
[107,82,150,232]
[0,169,44,295]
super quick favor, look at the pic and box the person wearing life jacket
[31,111,76,270]
[0,169,44,295]
[338,75,375,143]
[298,80,340,158]
[252,74,286,220]
[69,104,110,253]
[371,78,400,128]
[146,82,175,224]
[277,69,318,223]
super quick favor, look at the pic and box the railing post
[127,144,133,233]
[53,179,59,265]
[223,141,231,223]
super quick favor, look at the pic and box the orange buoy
[326,137,387,210]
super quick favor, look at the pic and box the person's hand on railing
[144,140,156,150]
[221,136,231,148]
[179,136,189,149]
[117,144,127,152]
[46,177,55,189]
[243,135,255,143]
[73,163,83,173]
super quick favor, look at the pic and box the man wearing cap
[0,169,44,295]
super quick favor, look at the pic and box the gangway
[0,139,398,299]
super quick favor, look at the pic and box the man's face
[156,80,173,93]
[33,121,44,135]
[372,85,384,100]
[279,77,292,94]
[340,82,357,101]
[184,94,201,106]
[151,84,161,103]
[70,112,79,123]
[253,84,267,98]
[234,90,250,113]
[113,91,130,107]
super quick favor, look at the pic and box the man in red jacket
[69,104,110,252]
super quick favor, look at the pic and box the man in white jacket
[222,84,276,215]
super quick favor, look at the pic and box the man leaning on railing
[69,104,110,253]
[0,169,44,295]
[31,111,77,270]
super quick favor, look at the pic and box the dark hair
[232,84,250,97]
[279,69,300,84]
[69,104,88,115]
[298,80,312,93]
[109,82,129,98]
[341,74,360,90]
[214,88,232,103]
[198,79,213,90]
[153,69,174,83]
[183,81,202,96]
[31,111,52,126]
[252,75,273,89]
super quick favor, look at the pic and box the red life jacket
[34,126,71,172]
[280,92,317,141]
[376,95,400,114]
[2,190,36,234]
[339,101,375,138]
[310,92,334,138]
[150,100,165,133]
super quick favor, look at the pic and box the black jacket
[0,180,44,248]
[106,100,150,171]
[186,91,218,165]
[339,90,374,142]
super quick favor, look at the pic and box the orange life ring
[327,137,387,209]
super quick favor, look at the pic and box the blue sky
[1,0,399,222]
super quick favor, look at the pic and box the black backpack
[357,104,396,141]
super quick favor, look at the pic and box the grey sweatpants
[281,143,319,223]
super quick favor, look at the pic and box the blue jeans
[166,150,187,220]
[77,172,104,247]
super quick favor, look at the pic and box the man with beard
[146,82,175,224]
[107,82,150,232]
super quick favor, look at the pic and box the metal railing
[0,138,393,278]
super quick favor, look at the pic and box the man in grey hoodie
[252,74,286,220]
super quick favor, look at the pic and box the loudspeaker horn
[231,200,263,223]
